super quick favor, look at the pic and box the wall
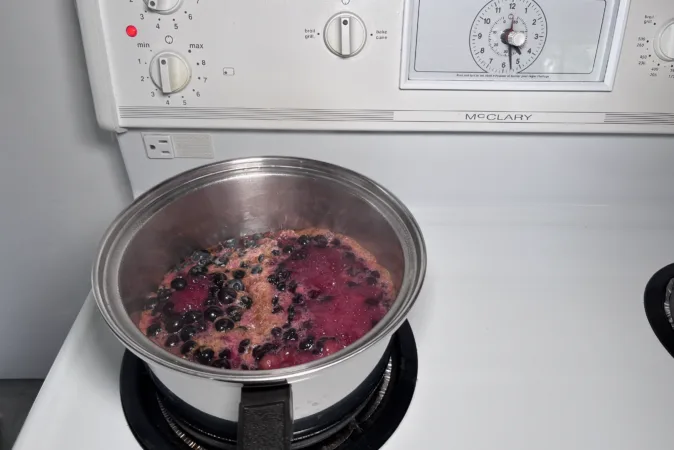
[0,0,131,378]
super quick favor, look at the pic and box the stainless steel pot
[92,157,425,445]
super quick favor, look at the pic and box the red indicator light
[126,25,138,38]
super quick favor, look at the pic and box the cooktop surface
[14,206,674,450]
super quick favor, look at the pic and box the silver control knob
[149,52,191,94]
[324,13,367,58]
[655,20,674,62]
[506,30,527,47]
[143,0,182,14]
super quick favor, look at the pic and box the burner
[645,263,674,358]
[121,321,418,450]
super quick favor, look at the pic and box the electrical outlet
[143,134,175,159]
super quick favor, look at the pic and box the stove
[15,0,674,447]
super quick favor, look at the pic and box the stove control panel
[75,0,674,133]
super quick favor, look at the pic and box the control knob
[655,20,674,61]
[143,0,182,14]
[149,52,191,94]
[324,13,367,58]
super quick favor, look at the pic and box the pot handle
[644,263,674,358]
[237,383,293,450]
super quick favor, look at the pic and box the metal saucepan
[92,157,426,446]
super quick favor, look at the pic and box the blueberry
[238,339,250,353]
[162,301,175,315]
[239,296,253,309]
[180,340,197,355]
[195,347,215,365]
[313,337,333,355]
[183,310,201,324]
[347,281,358,288]
[143,297,159,311]
[277,270,291,282]
[366,276,377,286]
[189,265,207,277]
[344,252,355,262]
[239,261,250,269]
[288,281,298,293]
[224,238,237,248]
[319,295,334,303]
[211,359,231,369]
[219,348,232,359]
[331,239,341,247]
[313,235,328,248]
[214,256,229,267]
[282,322,291,329]
[287,305,296,322]
[253,343,277,360]
[282,328,298,341]
[165,334,180,347]
[240,364,250,370]
[204,306,224,322]
[226,279,245,291]
[276,282,286,292]
[237,250,247,258]
[208,285,221,298]
[292,294,304,305]
[215,318,235,332]
[241,239,255,248]
[146,323,162,337]
[271,327,283,338]
[157,289,172,301]
[370,270,381,279]
[171,277,187,290]
[164,315,184,333]
[257,254,265,263]
[253,233,264,240]
[212,273,227,287]
[251,265,263,275]
[233,269,246,279]
[203,297,217,307]
[180,325,197,341]
[282,245,294,254]
[191,250,212,263]
[267,274,278,284]
[297,235,310,246]
[271,249,281,256]
[272,295,280,306]
[218,287,238,305]
[195,321,208,333]
[307,290,321,300]
[299,336,315,351]
[364,298,379,306]
[272,305,283,314]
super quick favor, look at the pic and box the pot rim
[92,156,426,383]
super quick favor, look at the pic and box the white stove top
[15,205,674,450]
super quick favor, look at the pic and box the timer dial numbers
[470,0,547,74]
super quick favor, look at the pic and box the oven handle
[237,383,292,450]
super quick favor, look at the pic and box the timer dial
[470,0,547,74]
